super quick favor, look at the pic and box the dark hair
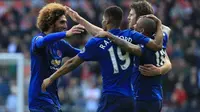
[139,17,157,36]
[37,3,66,32]
[130,1,154,20]
[104,6,123,27]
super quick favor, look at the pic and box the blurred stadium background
[0,0,200,112]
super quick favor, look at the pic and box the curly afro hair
[37,3,66,32]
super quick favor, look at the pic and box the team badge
[51,59,61,67]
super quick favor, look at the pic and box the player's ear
[106,17,112,25]
[140,28,144,34]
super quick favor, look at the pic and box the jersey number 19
[108,46,131,74]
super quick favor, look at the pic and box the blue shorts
[29,104,62,112]
[134,100,162,112]
[97,94,134,112]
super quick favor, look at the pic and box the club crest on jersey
[57,50,62,57]
[51,59,61,67]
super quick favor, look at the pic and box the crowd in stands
[0,0,200,112]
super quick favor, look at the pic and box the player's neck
[44,29,53,35]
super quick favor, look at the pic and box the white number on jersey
[155,49,166,66]
[108,46,131,74]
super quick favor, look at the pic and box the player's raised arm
[35,24,84,48]
[42,55,83,92]
[144,14,163,51]
[65,6,103,36]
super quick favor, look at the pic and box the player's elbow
[67,56,82,71]
[130,47,142,56]
[167,60,172,71]
[147,40,162,51]
[162,25,171,38]
[164,58,172,74]
[126,44,142,56]
[153,44,162,51]
[157,44,163,50]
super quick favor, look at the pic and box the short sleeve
[130,30,150,45]
[163,32,168,48]
[78,38,98,61]
[139,44,145,54]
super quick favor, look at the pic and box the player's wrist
[107,32,116,41]
[77,16,85,24]
[157,67,162,75]
[49,76,54,83]
[106,32,112,38]
[66,30,72,37]
[75,16,81,22]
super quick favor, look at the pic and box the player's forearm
[49,57,80,82]
[36,32,66,48]
[77,17,103,36]
[160,55,172,75]
[153,23,163,50]
[145,23,163,51]
[107,32,142,56]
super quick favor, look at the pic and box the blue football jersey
[29,32,80,109]
[78,29,150,96]
[133,32,168,100]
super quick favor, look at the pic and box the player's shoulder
[85,37,99,46]
[32,33,44,41]
[59,39,68,44]
[163,32,168,42]
[91,36,108,43]
[163,32,168,39]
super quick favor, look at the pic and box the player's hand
[144,14,162,25]
[66,24,85,37]
[41,78,52,92]
[65,6,81,22]
[95,30,109,38]
[139,64,161,76]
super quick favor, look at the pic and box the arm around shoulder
[104,32,142,56]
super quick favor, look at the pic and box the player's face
[133,18,144,34]
[102,15,108,31]
[53,15,67,32]
[127,9,137,29]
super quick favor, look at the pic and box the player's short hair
[37,3,66,32]
[139,17,157,36]
[130,1,154,20]
[104,6,123,27]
